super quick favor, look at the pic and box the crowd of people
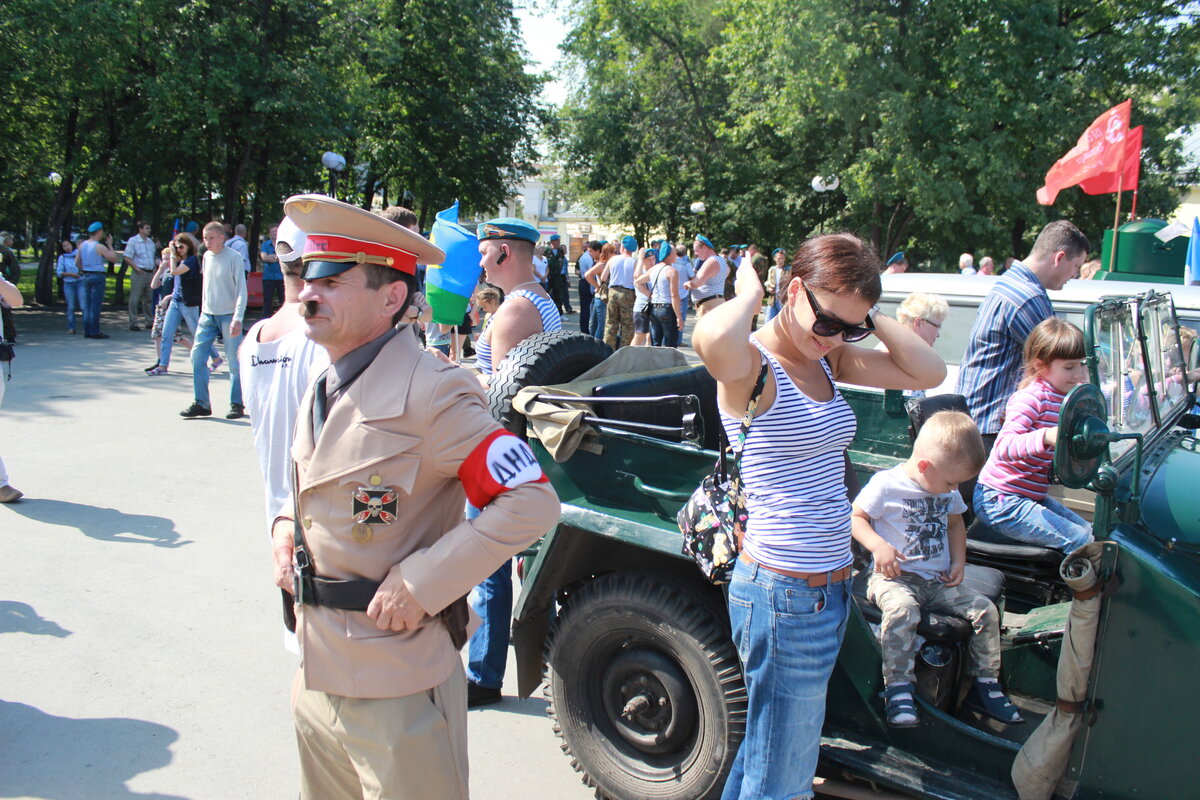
[0,195,1106,800]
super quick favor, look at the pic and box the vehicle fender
[512,522,726,698]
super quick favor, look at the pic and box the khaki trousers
[128,268,154,327]
[293,659,469,800]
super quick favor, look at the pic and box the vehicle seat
[965,519,1066,608]
[590,366,720,449]
[905,394,979,525]
[851,564,1006,645]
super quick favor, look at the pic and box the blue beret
[886,251,906,266]
[478,217,539,244]
[184,221,199,233]
[695,235,714,250]
[642,248,657,260]
[622,235,639,252]
[772,248,785,257]
[549,233,560,241]
[87,221,104,233]
[658,242,674,261]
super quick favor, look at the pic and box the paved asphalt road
[0,304,598,800]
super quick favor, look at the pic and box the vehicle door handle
[618,471,694,502]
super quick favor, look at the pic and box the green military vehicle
[489,289,1199,800]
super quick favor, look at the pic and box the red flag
[1079,125,1142,195]
[1036,99,1132,205]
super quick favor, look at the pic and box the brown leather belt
[739,553,852,587]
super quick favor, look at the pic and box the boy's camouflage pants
[866,571,1001,686]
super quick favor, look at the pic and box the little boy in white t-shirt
[851,410,1023,727]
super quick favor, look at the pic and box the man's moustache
[300,301,320,319]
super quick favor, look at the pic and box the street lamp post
[321,151,347,200]
[811,174,839,234]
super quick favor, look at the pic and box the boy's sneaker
[963,677,1024,724]
[882,683,919,728]
[180,402,212,418]
[226,403,246,420]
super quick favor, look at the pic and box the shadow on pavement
[6,499,192,548]
[0,600,71,637]
[475,695,553,719]
[0,699,190,800]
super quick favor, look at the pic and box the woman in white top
[693,234,944,800]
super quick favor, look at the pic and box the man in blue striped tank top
[454,217,562,707]
[693,234,946,800]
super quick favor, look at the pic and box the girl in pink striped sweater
[973,318,1094,553]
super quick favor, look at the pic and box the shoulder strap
[718,360,769,479]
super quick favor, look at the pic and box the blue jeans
[578,279,593,333]
[648,304,678,347]
[588,295,607,339]
[190,312,243,409]
[973,483,1093,553]
[161,302,216,368]
[63,280,85,331]
[722,558,852,800]
[82,272,107,336]
[466,504,511,689]
[766,299,781,321]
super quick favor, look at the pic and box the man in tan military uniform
[270,195,560,799]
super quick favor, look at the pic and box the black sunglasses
[804,286,875,342]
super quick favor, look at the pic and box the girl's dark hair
[1021,317,1085,388]
[787,233,882,304]
[174,234,198,259]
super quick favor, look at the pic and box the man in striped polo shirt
[955,220,1089,446]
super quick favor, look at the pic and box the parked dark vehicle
[501,290,1200,799]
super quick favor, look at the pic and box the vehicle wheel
[545,571,745,800]
[486,329,612,434]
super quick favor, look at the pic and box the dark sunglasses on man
[803,286,876,342]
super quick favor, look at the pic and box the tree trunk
[1010,218,1027,260]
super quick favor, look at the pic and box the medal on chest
[352,485,398,531]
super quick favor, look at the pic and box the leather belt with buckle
[739,552,852,587]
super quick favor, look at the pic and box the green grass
[12,259,127,304]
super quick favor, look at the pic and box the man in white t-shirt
[238,217,329,650]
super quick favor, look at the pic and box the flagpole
[1110,173,1123,271]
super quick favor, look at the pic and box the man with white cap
[270,195,559,799]
[238,216,329,558]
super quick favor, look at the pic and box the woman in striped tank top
[693,234,945,800]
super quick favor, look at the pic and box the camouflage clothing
[867,571,1000,686]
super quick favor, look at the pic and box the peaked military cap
[284,194,445,281]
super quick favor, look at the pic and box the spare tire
[486,330,613,436]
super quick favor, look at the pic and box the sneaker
[0,484,23,503]
[210,356,224,373]
[145,362,161,373]
[92,333,110,340]
[883,683,920,728]
[67,329,75,334]
[130,325,142,331]
[147,366,168,376]
[180,402,212,418]
[226,403,246,420]
[467,682,502,708]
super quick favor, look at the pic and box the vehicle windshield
[1091,292,1188,461]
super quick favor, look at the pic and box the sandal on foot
[883,683,920,728]
[964,678,1024,724]
[147,365,168,376]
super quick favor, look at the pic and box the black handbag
[678,362,768,583]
